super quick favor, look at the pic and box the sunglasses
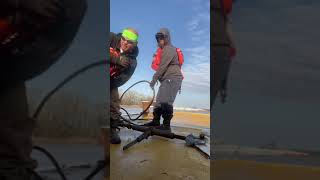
[155,33,166,42]
[121,36,136,45]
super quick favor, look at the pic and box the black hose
[119,80,155,122]
[33,146,68,180]
[120,107,134,119]
[120,107,149,121]
[83,160,106,180]
[31,60,106,180]
[30,170,45,180]
[33,60,106,119]
[30,60,154,180]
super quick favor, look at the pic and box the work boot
[110,119,121,144]
[156,114,173,131]
[110,128,121,144]
[143,107,161,127]
[156,103,173,131]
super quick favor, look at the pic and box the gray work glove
[150,80,156,90]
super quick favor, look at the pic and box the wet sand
[172,112,210,128]
[141,111,210,129]
[110,127,210,180]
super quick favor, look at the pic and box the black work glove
[20,0,63,24]
[116,56,130,68]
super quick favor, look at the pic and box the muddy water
[110,128,210,180]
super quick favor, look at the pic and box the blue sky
[111,0,210,109]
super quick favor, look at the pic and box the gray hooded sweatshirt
[152,28,183,83]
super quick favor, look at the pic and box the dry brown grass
[28,89,106,138]
[119,90,152,105]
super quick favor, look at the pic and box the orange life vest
[109,47,121,78]
[222,0,233,15]
[0,18,12,43]
[151,47,184,78]
[0,17,19,51]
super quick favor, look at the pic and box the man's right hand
[21,0,63,20]
[117,56,130,68]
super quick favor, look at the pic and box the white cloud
[182,0,210,94]
[185,47,210,63]
[187,19,200,32]
[182,50,210,93]
[182,61,210,92]
[192,28,208,36]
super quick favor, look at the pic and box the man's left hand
[150,80,156,89]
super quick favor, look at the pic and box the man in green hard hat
[109,28,139,144]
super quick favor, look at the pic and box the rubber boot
[157,114,173,131]
[143,107,161,127]
[111,128,121,144]
[110,119,121,144]
[156,104,173,131]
